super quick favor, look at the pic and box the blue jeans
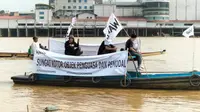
[129,51,142,67]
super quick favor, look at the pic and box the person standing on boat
[29,36,47,56]
[64,35,83,56]
[125,33,142,70]
[97,39,117,55]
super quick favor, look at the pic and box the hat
[69,35,74,39]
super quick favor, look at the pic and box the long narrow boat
[0,52,29,57]
[11,70,200,90]
[141,49,166,57]
[0,49,166,58]
[10,48,199,90]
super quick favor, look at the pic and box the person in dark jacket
[97,39,117,55]
[64,35,83,56]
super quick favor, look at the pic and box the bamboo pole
[124,73,126,87]
[27,105,29,112]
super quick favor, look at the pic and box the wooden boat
[0,52,29,57]
[141,49,166,57]
[0,49,166,58]
[10,48,199,90]
[11,70,200,90]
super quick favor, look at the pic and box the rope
[138,37,148,77]
[76,20,79,37]
[192,37,195,71]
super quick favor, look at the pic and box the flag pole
[182,25,195,71]
[123,29,129,37]
[192,25,195,71]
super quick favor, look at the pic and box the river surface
[1,37,200,112]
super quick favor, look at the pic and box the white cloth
[182,25,194,38]
[33,48,128,77]
[103,13,123,40]
[48,39,126,56]
[132,39,140,52]
[31,42,40,55]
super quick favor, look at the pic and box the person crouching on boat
[97,39,117,55]
[125,33,142,70]
[29,36,47,57]
[64,35,83,56]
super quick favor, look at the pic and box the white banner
[48,39,126,55]
[182,25,194,38]
[103,13,123,40]
[34,48,128,77]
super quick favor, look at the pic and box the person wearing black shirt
[65,35,83,56]
[125,33,142,70]
[97,39,117,55]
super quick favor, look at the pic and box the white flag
[71,17,76,26]
[66,17,77,39]
[103,13,123,41]
[182,25,194,38]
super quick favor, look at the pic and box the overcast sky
[0,0,49,12]
[0,0,136,12]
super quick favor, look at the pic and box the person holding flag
[64,35,83,56]
[97,39,117,55]
[64,17,83,56]
[97,13,122,55]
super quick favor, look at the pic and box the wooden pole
[27,105,29,112]
[124,74,126,87]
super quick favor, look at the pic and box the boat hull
[11,71,200,90]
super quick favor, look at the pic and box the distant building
[10,12,19,16]
[76,12,97,19]
[170,0,200,20]
[35,4,54,22]
[94,4,116,17]
[1,0,200,37]
[54,0,94,18]
[142,0,169,20]
[94,2,143,17]
[94,0,103,4]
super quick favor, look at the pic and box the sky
[0,0,135,12]
[0,0,49,12]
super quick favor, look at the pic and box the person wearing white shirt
[132,37,140,52]
[31,38,39,55]
[125,33,142,70]
[29,36,47,56]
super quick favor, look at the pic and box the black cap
[131,33,137,38]
[33,36,38,40]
